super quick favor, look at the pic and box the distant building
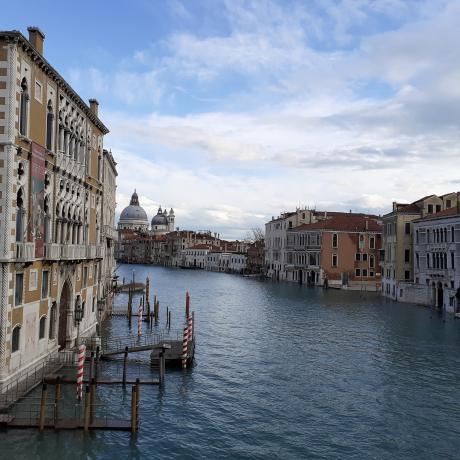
[286,215,382,290]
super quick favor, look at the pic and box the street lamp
[74,297,83,346]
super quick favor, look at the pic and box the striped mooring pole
[181,325,189,369]
[187,314,193,343]
[138,299,143,336]
[77,344,86,400]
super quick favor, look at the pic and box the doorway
[58,280,71,349]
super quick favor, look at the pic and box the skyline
[2,0,459,239]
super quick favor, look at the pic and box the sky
[2,0,460,239]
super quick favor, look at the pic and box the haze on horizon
[3,0,459,239]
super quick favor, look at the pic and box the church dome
[119,190,149,226]
[151,206,169,226]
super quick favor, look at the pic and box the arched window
[16,188,25,243]
[19,78,29,136]
[39,316,46,339]
[49,302,57,339]
[12,325,20,352]
[46,101,54,150]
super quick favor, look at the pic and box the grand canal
[2,264,460,459]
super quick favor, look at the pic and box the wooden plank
[57,379,159,385]
[6,418,131,431]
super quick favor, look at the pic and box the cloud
[65,0,460,237]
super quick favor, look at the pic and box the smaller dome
[151,213,168,226]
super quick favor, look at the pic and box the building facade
[286,215,382,289]
[412,207,460,312]
[0,28,116,390]
[381,193,458,301]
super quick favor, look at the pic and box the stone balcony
[44,243,60,260]
[15,242,35,262]
[61,244,86,260]
[102,225,118,240]
[56,151,85,179]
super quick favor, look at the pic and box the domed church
[118,190,175,235]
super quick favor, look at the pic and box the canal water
[2,264,460,459]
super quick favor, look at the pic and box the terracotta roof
[188,244,219,250]
[397,203,421,213]
[291,215,382,232]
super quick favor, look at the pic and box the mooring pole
[123,346,128,387]
[159,348,166,386]
[89,351,95,381]
[186,291,190,319]
[192,311,195,341]
[90,378,96,424]
[39,383,48,431]
[135,378,140,428]
[54,377,61,426]
[95,346,100,383]
[84,385,91,431]
[130,385,137,434]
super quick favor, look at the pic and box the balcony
[96,245,105,259]
[44,243,60,260]
[102,225,118,240]
[15,242,35,262]
[61,244,86,260]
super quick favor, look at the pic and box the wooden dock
[1,417,131,431]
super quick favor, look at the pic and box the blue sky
[3,0,460,238]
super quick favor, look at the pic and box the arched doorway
[58,280,71,349]
[437,282,444,310]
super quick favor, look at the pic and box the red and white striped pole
[138,300,143,336]
[181,325,189,369]
[187,314,193,343]
[76,344,86,400]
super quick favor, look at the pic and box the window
[41,270,49,299]
[405,249,410,263]
[19,78,29,136]
[83,267,88,286]
[15,273,23,306]
[436,205,441,213]
[12,326,20,352]
[46,101,54,150]
[416,253,420,269]
[362,269,368,277]
[370,271,375,277]
[92,297,96,313]
[416,230,419,244]
[362,253,368,262]
[359,234,364,249]
[332,233,338,248]
[451,252,455,269]
[34,80,42,102]
[355,253,361,261]
[369,255,375,269]
[39,316,46,339]
[369,237,375,249]
[332,254,337,268]
[427,204,433,213]
[405,270,410,280]
[447,199,452,208]
[355,268,361,277]
[405,222,410,235]
[49,302,56,339]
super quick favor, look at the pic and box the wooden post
[192,311,195,341]
[54,377,61,427]
[84,385,91,431]
[122,346,128,387]
[89,351,95,381]
[186,291,190,319]
[130,385,137,434]
[39,383,47,431]
[168,311,171,330]
[159,348,166,386]
[90,378,96,424]
[166,306,168,326]
[95,346,100,383]
[135,378,140,428]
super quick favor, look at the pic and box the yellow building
[382,193,458,301]
[0,27,116,391]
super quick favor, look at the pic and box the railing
[15,242,35,262]
[86,245,96,259]
[0,350,77,409]
[61,244,86,260]
[102,225,118,240]
[44,243,60,260]
[96,245,105,259]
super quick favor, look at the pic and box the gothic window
[19,78,29,136]
[49,302,57,339]
[46,101,54,150]
[12,326,21,352]
[39,316,46,339]
[16,188,25,242]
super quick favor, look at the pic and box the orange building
[286,215,382,290]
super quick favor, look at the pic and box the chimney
[27,27,45,55]
[89,99,99,117]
